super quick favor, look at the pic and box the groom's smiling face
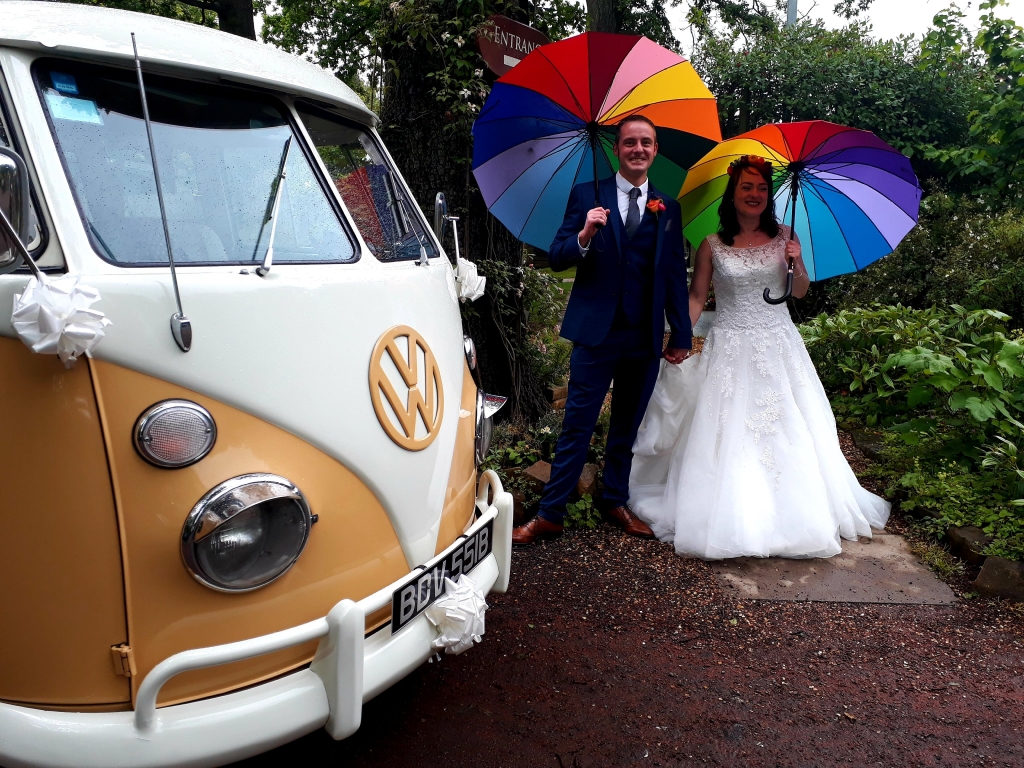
[613,121,658,179]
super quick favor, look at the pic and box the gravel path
[236,436,1024,767]
[238,528,1024,768]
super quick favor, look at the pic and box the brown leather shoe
[604,505,655,539]
[512,515,564,545]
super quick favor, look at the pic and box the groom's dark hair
[614,115,658,144]
[718,158,780,245]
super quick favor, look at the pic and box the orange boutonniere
[647,197,667,215]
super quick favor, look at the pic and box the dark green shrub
[810,194,1024,325]
[522,266,572,391]
[802,304,1024,438]
[803,305,1024,561]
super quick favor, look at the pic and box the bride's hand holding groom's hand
[663,347,690,365]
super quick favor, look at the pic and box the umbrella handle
[763,172,800,305]
[592,131,604,229]
[763,257,794,305]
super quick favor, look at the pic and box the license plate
[391,518,493,633]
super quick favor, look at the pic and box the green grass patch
[537,266,577,281]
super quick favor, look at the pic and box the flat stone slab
[711,533,957,604]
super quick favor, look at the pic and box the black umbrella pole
[592,132,604,229]
[764,175,799,305]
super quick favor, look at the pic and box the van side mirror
[0,146,31,274]
[433,191,449,242]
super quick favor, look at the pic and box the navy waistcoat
[617,208,658,328]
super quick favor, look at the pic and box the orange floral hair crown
[726,155,773,176]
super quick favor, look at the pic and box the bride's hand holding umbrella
[783,238,809,299]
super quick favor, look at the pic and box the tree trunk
[378,30,548,421]
[738,86,750,135]
[181,0,255,39]
[587,0,618,33]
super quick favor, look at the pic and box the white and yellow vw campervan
[0,4,511,766]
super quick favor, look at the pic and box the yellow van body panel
[89,360,411,707]
[434,362,478,556]
[0,339,131,707]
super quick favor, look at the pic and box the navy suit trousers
[538,327,661,523]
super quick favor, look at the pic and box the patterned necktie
[625,187,642,239]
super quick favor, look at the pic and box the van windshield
[34,58,356,266]
[295,104,437,262]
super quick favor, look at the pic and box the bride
[629,155,889,559]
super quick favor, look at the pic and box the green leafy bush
[803,304,1024,561]
[481,411,564,477]
[522,266,573,391]
[866,435,1024,562]
[813,193,1024,325]
[802,304,1024,437]
[564,494,601,530]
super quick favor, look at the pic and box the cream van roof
[0,1,376,124]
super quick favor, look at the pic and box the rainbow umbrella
[679,120,922,290]
[472,32,722,251]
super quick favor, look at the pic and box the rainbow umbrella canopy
[472,32,722,251]
[679,120,923,281]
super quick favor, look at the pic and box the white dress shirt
[614,172,649,225]
[579,172,650,253]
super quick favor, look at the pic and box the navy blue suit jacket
[548,176,692,355]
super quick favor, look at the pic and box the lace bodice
[708,228,792,331]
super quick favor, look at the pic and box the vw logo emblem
[369,325,444,451]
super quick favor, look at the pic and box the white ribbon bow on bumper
[12,275,112,367]
[424,574,488,655]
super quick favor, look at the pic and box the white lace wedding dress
[629,227,890,559]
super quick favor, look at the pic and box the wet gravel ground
[237,442,1024,768]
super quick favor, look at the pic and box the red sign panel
[477,15,550,77]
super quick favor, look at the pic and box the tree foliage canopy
[691,20,981,167]
[923,0,1024,205]
[63,0,218,27]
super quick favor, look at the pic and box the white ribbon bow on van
[12,275,112,368]
[455,257,486,303]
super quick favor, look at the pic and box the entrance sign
[477,15,550,76]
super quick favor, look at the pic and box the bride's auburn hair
[717,156,780,246]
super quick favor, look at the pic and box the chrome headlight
[464,335,477,370]
[475,390,507,465]
[181,474,313,592]
[134,400,216,469]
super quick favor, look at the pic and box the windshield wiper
[254,136,291,277]
[393,192,430,266]
[88,222,118,262]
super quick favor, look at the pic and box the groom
[513,115,692,545]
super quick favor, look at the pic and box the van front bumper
[0,472,513,768]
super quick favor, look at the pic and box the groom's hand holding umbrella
[578,206,611,249]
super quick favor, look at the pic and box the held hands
[664,347,689,365]
[579,206,611,247]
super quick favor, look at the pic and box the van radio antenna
[132,33,191,352]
